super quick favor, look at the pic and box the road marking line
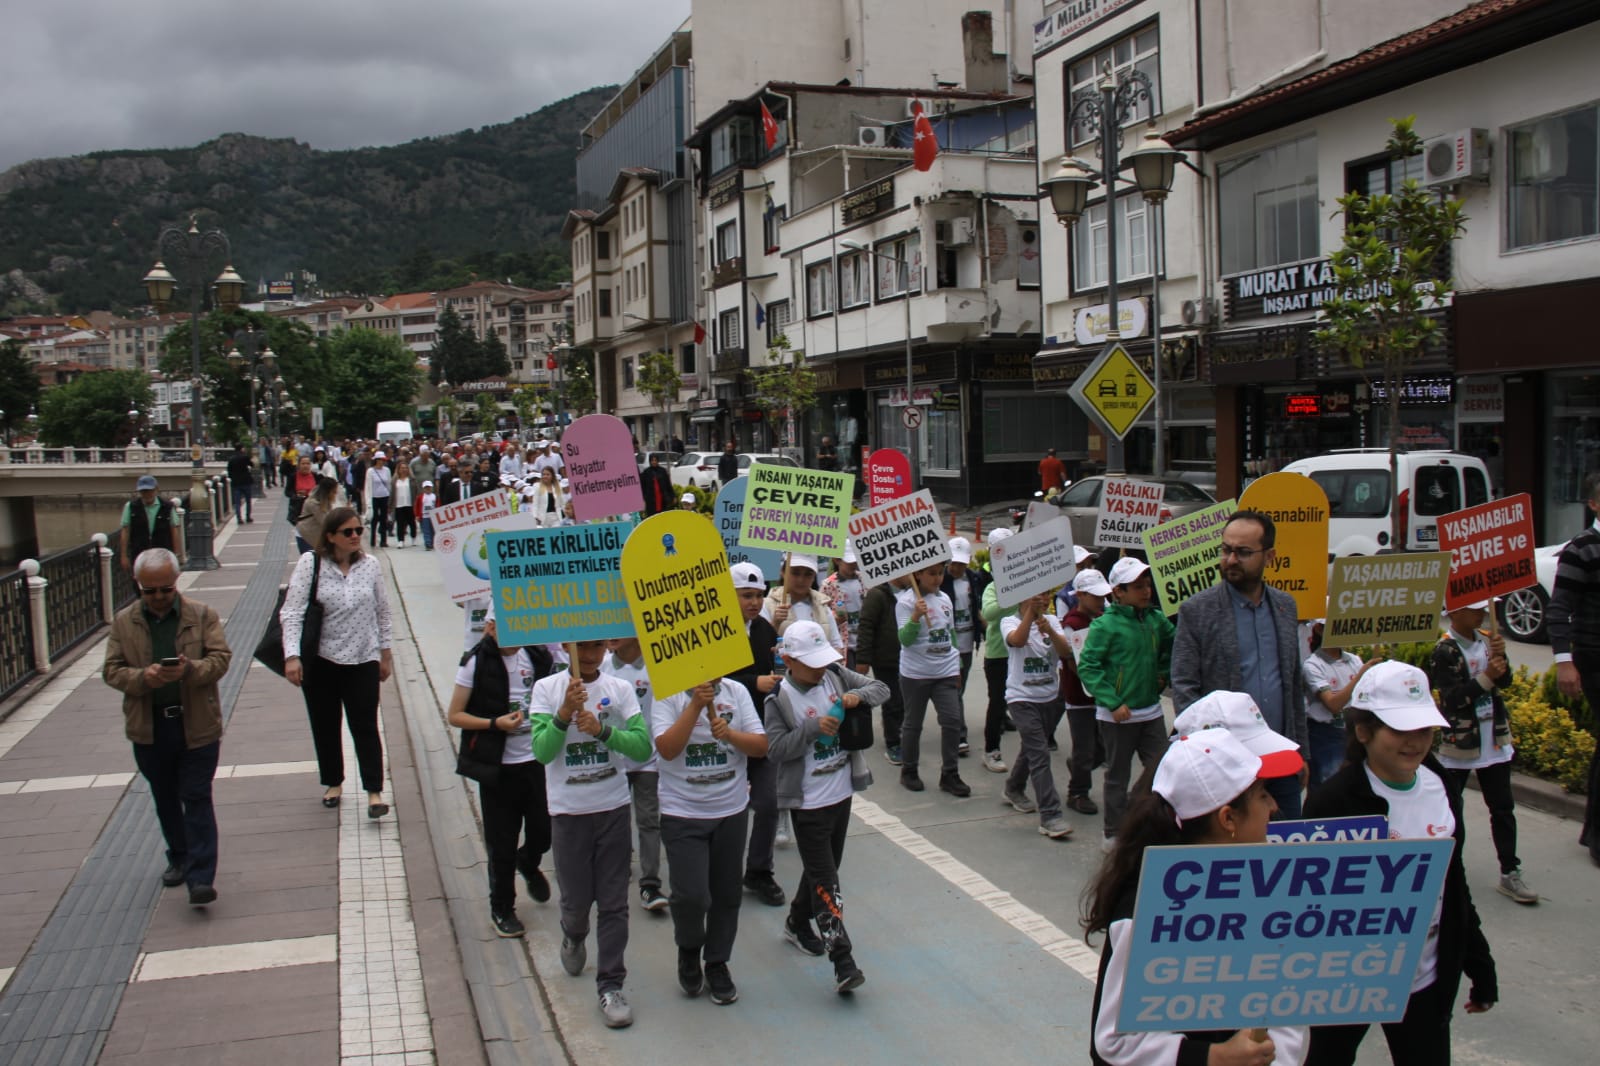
[850,797,1102,981]
[0,967,12,992]
[130,934,337,982]
[187,584,250,592]
[221,760,319,779]
[0,762,317,795]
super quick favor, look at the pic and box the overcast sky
[1,0,691,171]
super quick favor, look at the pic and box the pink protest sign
[867,448,912,507]
[561,413,644,521]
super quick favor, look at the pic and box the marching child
[529,640,653,1029]
[418,480,437,550]
[1001,589,1074,839]
[603,637,669,913]
[820,549,865,670]
[896,562,969,797]
[1301,621,1381,788]
[725,562,787,908]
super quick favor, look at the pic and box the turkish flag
[760,101,778,151]
[912,103,938,172]
[546,356,557,370]
[693,322,707,345]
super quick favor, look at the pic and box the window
[598,290,611,317]
[596,231,611,259]
[710,117,756,174]
[622,357,634,389]
[1017,222,1041,288]
[1508,105,1599,250]
[1412,466,1461,517]
[1067,25,1161,148]
[1346,153,1424,197]
[1071,193,1152,290]
[806,261,834,316]
[1464,466,1489,507]
[679,342,696,374]
[1308,470,1390,518]
[838,252,870,309]
[718,308,742,351]
[982,392,1088,460]
[763,202,786,253]
[766,299,793,345]
[1058,479,1102,508]
[717,220,739,263]
[874,233,923,298]
[1218,134,1319,275]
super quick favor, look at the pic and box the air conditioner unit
[906,97,927,118]
[944,218,974,246]
[1180,298,1215,326]
[1423,128,1490,188]
[857,126,886,148]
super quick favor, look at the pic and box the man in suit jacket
[1170,509,1309,817]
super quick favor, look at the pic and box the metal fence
[0,568,33,702]
[39,541,104,658]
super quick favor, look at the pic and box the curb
[1470,769,1586,821]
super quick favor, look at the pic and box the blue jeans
[1306,718,1347,790]
[232,484,253,521]
[420,516,435,549]
[132,714,221,888]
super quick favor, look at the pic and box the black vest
[456,637,553,782]
[126,497,174,559]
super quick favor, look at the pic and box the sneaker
[939,774,972,798]
[743,871,787,907]
[640,884,670,912]
[982,750,1007,774]
[884,745,903,766]
[1066,794,1099,815]
[1100,835,1117,855]
[491,909,526,938]
[1003,788,1037,813]
[705,962,738,1005]
[834,958,866,994]
[598,988,633,1029]
[677,947,703,996]
[1039,817,1074,840]
[519,859,552,903]
[161,863,188,888]
[1497,869,1539,905]
[900,771,925,792]
[560,935,586,976]
[958,740,971,757]
[783,916,825,956]
[187,883,217,906]
[775,810,793,848]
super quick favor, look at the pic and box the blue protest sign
[713,478,784,582]
[486,520,636,644]
[1265,815,1389,845]
[1118,838,1454,1032]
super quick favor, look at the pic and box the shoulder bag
[254,553,324,676]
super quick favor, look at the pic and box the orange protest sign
[1238,472,1330,619]
[1437,493,1537,611]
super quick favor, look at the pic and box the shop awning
[690,407,726,424]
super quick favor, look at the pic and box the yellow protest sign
[1239,472,1331,619]
[622,511,753,698]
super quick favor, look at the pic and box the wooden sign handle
[1249,1028,1268,1042]
[566,642,579,679]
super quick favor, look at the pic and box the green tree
[563,358,597,419]
[0,339,42,442]
[511,384,548,435]
[746,334,817,451]
[474,392,500,433]
[429,306,480,385]
[636,348,683,445]
[1315,116,1468,547]
[320,328,423,438]
[159,310,324,444]
[37,370,150,447]
[480,328,512,379]
[435,394,462,440]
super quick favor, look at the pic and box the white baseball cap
[948,537,972,564]
[1072,569,1113,597]
[987,527,1015,547]
[1107,557,1151,587]
[1073,544,1093,565]
[373,451,387,460]
[1172,691,1304,777]
[422,480,433,487]
[730,562,767,590]
[1443,598,1494,614]
[786,554,819,574]
[841,542,859,565]
[1153,729,1268,827]
[1348,661,1449,732]
[681,491,697,503]
[781,620,842,668]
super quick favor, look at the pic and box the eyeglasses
[1216,545,1263,560]
[337,526,364,537]
[139,585,176,595]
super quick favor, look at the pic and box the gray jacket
[764,665,889,809]
[1170,582,1308,753]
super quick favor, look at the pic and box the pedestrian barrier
[0,567,33,702]
[0,444,234,465]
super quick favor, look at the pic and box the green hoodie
[1076,601,1175,711]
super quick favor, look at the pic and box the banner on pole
[1437,493,1537,611]
[736,464,854,557]
[1142,500,1237,616]
[561,413,643,521]
[989,516,1077,608]
[846,490,951,585]
[434,490,545,604]
[1094,477,1165,548]
[1239,473,1332,618]
[866,448,912,507]
[712,478,784,581]
[1325,552,1451,643]
[485,521,635,644]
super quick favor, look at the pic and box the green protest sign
[1141,499,1237,616]
[1325,552,1450,643]
[736,463,854,558]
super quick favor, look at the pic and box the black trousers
[661,809,749,965]
[132,714,220,888]
[1574,649,1600,862]
[1442,761,1520,874]
[982,656,1008,752]
[479,760,551,913]
[393,507,416,543]
[1306,976,1453,1066]
[872,662,904,749]
[303,658,384,793]
[787,797,854,961]
[369,497,391,546]
[744,756,777,876]
[1064,704,1101,798]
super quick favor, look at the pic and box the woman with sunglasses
[281,506,395,818]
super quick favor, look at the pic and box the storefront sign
[1238,473,1331,619]
[623,511,753,696]
[1457,377,1504,423]
[972,351,1036,382]
[1283,394,1320,419]
[1223,257,1335,320]
[485,521,635,643]
[562,413,643,521]
[1118,838,1454,1031]
[1371,377,1454,405]
[708,174,740,210]
[1438,493,1537,610]
[989,516,1077,608]
[1206,325,1305,385]
[1033,0,1145,54]
[867,350,955,386]
[847,490,951,586]
[738,463,854,556]
[933,384,961,410]
[713,478,785,579]
[1322,388,1355,417]
[1142,500,1237,616]
[1325,552,1450,642]
[1074,298,1149,346]
[840,178,894,224]
[1094,477,1164,549]
[866,447,912,507]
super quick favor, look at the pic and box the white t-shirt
[651,680,764,819]
[951,576,975,654]
[1302,650,1362,725]
[1000,614,1065,705]
[1436,632,1514,771]
[895,588,960,680]
[1366,764,1455,993]
[461,596,490,654]
[528,672,641,816]
[832,577,864,650]
[453,648,538,763]
[602,652,658,772]
[779,674,854,810]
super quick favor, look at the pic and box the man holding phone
[102,548,232,905]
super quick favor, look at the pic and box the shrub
[1509,691,1596,793]
[679,483,716,514]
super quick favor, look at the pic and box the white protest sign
[1094,477,1164,548]
[432,490,544,603]
[846,489,951,585]
[989,516,1076,608]
[1023,499,1059,530]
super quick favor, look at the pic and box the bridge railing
[0,444,234,465]
[0,567,33,703]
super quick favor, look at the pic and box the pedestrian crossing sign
[1070,341,1156,440]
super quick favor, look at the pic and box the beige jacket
[102,596,232,747]
[296,491,334,546]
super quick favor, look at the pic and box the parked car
[636,450,680,472]
[1279,449,1494,556]
[671,451,800,490]
[1043,476,1218,548]
[1498,541,1563,643]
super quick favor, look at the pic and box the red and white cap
[1154,729,1268,826]
[1172,691,1304,778]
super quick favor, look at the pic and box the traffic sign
[1070,341,1155,440]
[901,405,924,430]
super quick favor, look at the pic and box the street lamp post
[227,329,277,497]
[842,239,916,484]
[1040,64,1182,474]
[143,218,246,570]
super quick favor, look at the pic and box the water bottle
[773,636,786,677]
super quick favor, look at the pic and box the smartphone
[161,657,181,668]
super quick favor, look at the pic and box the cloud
[1,0,691,170]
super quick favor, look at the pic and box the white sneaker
[775,810,793,848]
[1497,869,1538,905]
[1039,817,1074,840]
[982,750,1007,774]
[1100,835,1117,854]
[599,989,633,1028]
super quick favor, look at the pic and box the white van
[1279,449,1494,556]
[375,420,416,448]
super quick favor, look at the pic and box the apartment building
[107,313,191,371]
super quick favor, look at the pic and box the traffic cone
[974,517,983,542]
[949,510,957,537]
